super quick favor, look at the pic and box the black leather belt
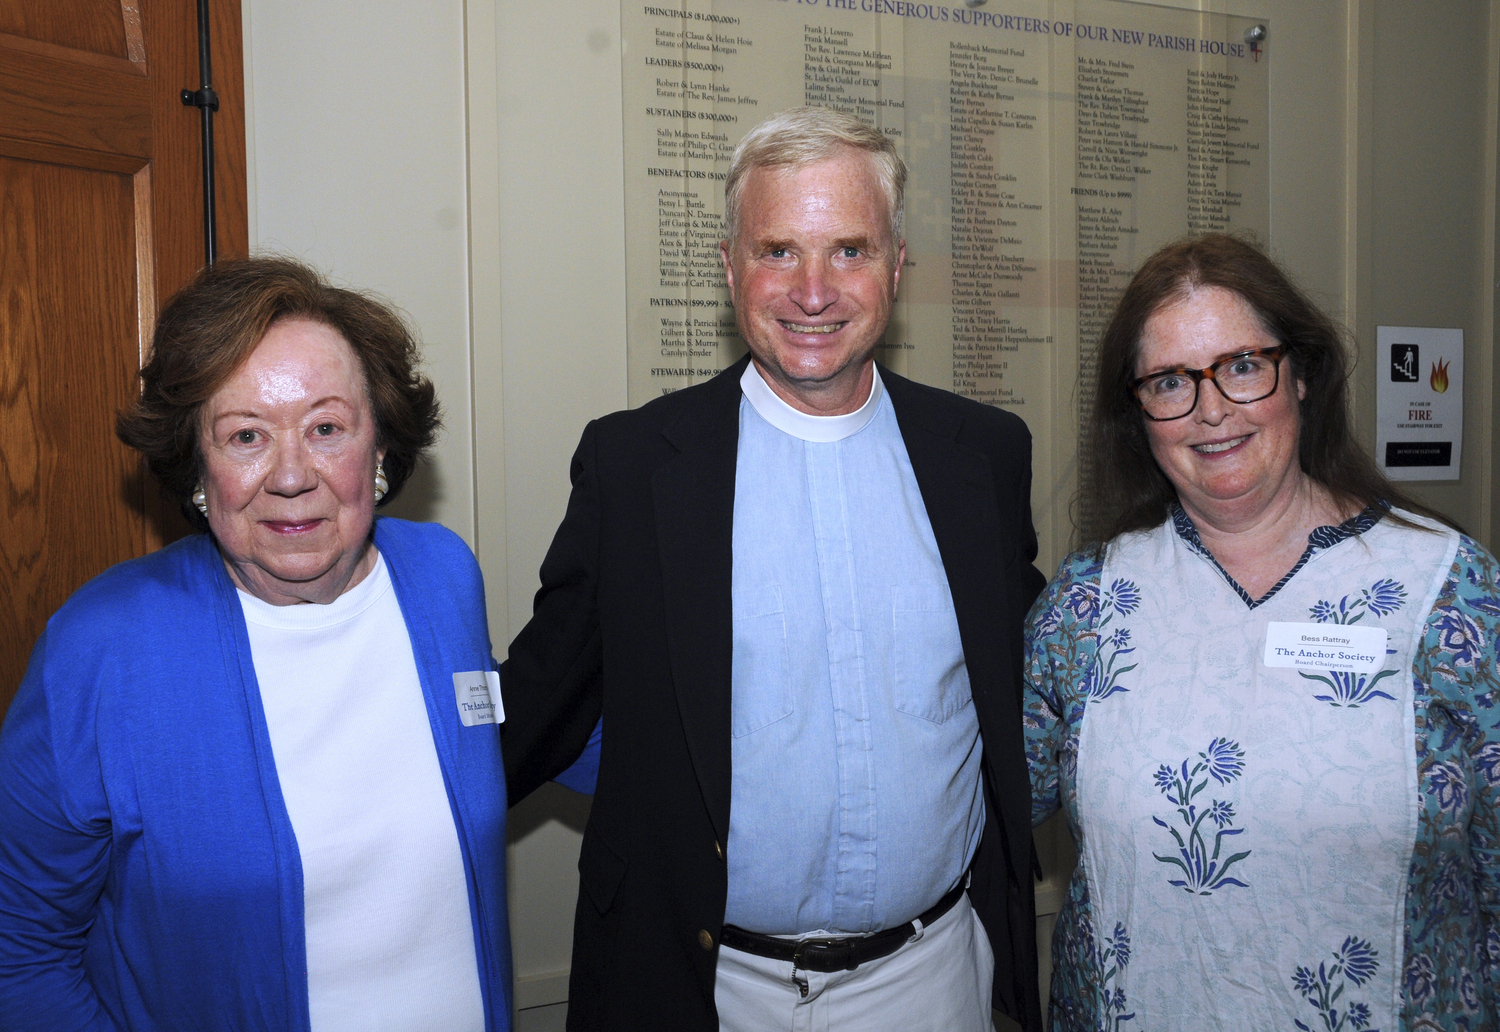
[719,880,966,974]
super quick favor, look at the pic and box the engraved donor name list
[621,0,1269,561]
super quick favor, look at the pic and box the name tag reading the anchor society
[453,670,504,726]
[1263,622,1387,675]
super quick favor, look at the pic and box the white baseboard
[515,970,571,1011]
[1035,876,1067,918]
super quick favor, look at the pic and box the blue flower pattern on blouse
[1043,573,1144,706]
[1292,937,1381,1031]
[1150,738,1251,893]
[1025,528,1500,1032]
[1090,921,1136,1030]
[1300,580,1407,707]
[1088,579,1141,702]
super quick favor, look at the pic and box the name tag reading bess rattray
[453,671,504,727]
[1262,622,1388,675]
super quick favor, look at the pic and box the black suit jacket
[502,357,1046,1031]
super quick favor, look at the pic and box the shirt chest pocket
[891,584,971,724]
[731,583,794,738]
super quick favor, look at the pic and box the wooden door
[0,0,246,717]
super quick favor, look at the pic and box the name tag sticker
[1263,622,1388,674]
[453,670,504,727]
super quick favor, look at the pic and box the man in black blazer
[502,107,1045,1031]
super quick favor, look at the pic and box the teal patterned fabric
[1025,529,1500,1032]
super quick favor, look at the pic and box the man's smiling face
[721,146,904,415]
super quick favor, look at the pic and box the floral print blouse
[1025,513,1500,1031]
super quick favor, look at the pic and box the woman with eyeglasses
[1025,233,1499,1031]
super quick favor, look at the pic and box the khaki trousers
[714,893,995,1032]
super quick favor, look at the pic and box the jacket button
[698,929,715,951]
[714,840,724,861]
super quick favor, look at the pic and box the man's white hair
[723,106,907,251]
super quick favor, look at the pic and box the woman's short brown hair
[1083,232,1448,544]
[117,256,441,529]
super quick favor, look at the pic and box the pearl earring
[192,485,208,517]
[374,462,389,503]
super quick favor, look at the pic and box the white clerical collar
[739,361,883,443]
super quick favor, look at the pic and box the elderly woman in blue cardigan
[0,258,594,1031]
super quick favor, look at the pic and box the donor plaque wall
[622,0,1269,560]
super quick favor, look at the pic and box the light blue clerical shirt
[724,363,985,936]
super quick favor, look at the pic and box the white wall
[244,0,475,542]
[1364,0,1497,538]
[468,0,628,1006]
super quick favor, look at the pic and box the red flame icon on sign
[1431,358,1450,393]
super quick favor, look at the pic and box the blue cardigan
[0,519,541,1032]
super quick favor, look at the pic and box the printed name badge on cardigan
[453,671,504,727]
